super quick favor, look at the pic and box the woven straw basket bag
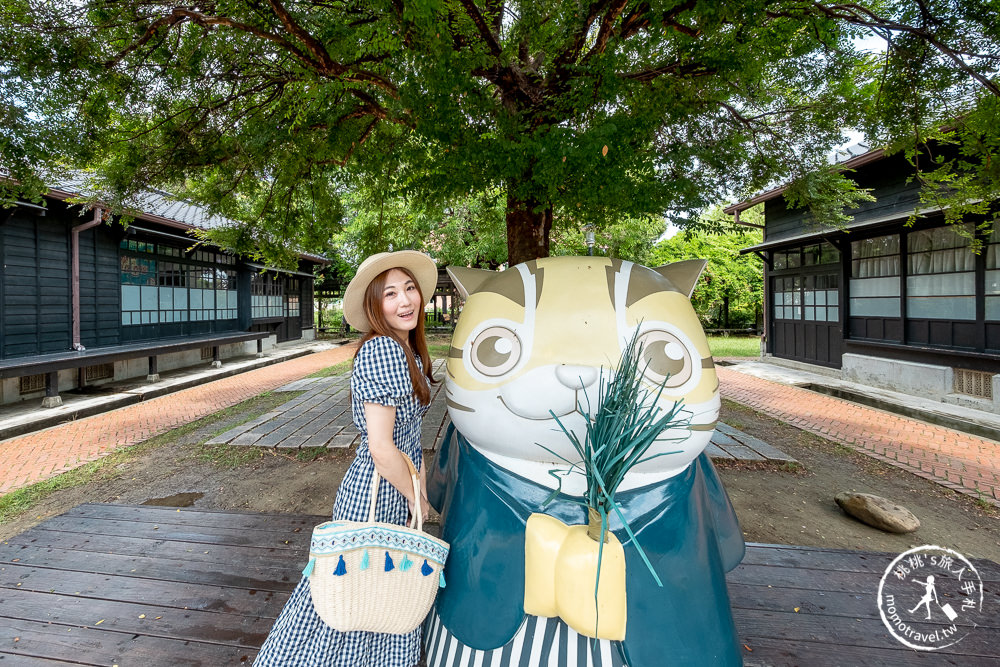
[303,453,449,634]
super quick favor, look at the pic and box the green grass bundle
[540,328,692,586]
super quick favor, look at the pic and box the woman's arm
[365,402,432,518]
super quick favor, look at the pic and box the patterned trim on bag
[310,522,449,566]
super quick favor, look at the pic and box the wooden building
[0,179,323,407]
[726,145,999,412]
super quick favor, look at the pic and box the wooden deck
[1,504,996,666]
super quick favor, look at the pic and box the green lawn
[707,335,759,358]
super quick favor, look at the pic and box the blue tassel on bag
[333,555,347,576]
[384,551,395,572]
[421,559,433,576]
[360,550,370,571]
[439,570,446,588]
[400,555,413,571]
[302,558,316,577]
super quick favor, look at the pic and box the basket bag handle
[367,452,425,531]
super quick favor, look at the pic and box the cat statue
[425,256,745,667]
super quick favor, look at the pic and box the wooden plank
[741,543,1000,581]
[206,416,281,445]
[0,549,299,593]
[733,607,997,657]
[63,504,323,532]
[730,562,896,594]
[0,565,290,618]
[0,618,258,667]
[740,544,894,574]
[729,581,1000,630]
[256,414,327,447]
[739,636,983,667]
[704,443,733,459]
[4,506,996,665]
[2,531,305,567]
[24,516,304,551]
[0,651,78,665]
[0,588,277,646]
[719,443,766,461]
[729,581,882,619]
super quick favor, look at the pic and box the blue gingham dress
[255,336,430,667]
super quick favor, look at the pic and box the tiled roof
[40,175,327,263]
[129,187,235,231]
[48,176,233,231]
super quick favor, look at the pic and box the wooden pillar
[147,355,160,382]
[41,371,62,408]
[257,338,264,358]
[212,345,222,368]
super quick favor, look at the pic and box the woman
[255,250,439,667]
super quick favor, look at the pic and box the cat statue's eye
[470,326,522,377]
[636,330,693,388]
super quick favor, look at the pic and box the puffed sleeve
[351,336,413,407]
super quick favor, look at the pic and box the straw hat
[342,250,438,332]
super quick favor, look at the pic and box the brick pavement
[718,366,1000,506]
[0,343,358,495]
[3,346,995,506]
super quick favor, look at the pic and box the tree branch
[622,61,716,82]
[457,0,503,58]
[779,2,1000,98]
[584,0,629,59]
[108,5,399,96]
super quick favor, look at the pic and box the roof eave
[724,146,887,214]
[44,184,329,264]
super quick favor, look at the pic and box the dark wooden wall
[2,202,320,361]
[764,153,921,243]
[79,224,122,350]
[301,280,314,329]
[1,210,72,359]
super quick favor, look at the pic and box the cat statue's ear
[652,259,708,299]
[447,266,495,299]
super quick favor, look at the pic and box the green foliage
[784,167,877,229]
[2,1,999,264]
[196,443,267,467]
[707,336,760,359]
[306,360,353,379]
[295,446,330,462]
[900,97,1000,247]
[550,215,666,265]
[650,208,764,329]
[542,329,690,588]
[335,186,508,269]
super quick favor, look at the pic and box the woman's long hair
[360,266,436,404]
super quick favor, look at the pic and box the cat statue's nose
[555,364,598,390]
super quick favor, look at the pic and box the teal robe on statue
[427,424,745,667]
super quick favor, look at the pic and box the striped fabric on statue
[424,612,628,667]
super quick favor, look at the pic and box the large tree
[649,207,763,329]
[1,1,998,265]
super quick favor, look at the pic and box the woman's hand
[407,493,434,524]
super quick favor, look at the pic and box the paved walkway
[1,345,996,506]
[205,360,450,451]
[204,359,794,464]
[718,366,1000,506]
[0,343,358,494]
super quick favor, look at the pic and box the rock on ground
[835,491,921,534]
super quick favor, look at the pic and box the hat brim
[342,250,438,332]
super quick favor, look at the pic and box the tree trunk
[506,192,552,265]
